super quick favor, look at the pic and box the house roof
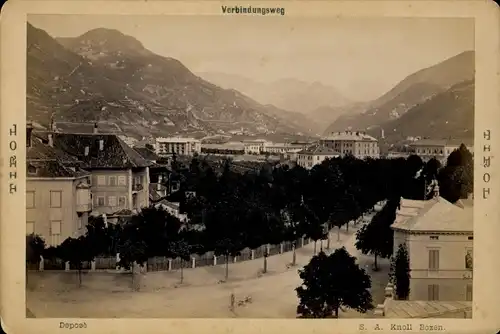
[134,147,160,161]
[385,300,472,318]
[27,136,90,178]
[149,183,168,202]
[298,144,340,156]
[409,139,474,147]
[51,133,152,169]
[27,160,90,178]
[322,131,377,142]
[391,196,473,233]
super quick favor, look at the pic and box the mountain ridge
[325,50,475,140]
[27,24,313,139]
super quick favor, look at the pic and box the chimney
[48,133,53,147]
[99,139,104,151]
[26,122,33,148]
[93,122,98,134]
[84,146,89,156]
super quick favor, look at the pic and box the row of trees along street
[27,144,473,317]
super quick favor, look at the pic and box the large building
[320,131,380,159]
[408,139,474,164]
[297,144,340,169]
[32,129,153,217]
[155,137,201,156]
[242,139,269,155]
[391,190,473,302]
[26,123,92,246]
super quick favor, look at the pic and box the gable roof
[391,196,473,233]
[409,139,474,147]
[149,183,168,202]
[51,133,152,169]
[27,136,90,178]
[134,147,160,161]
[298,144,340,156]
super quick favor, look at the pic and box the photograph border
[2,1,499,333]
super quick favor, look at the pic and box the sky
[28,15,474,101]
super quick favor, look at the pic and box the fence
[32,237,311,273]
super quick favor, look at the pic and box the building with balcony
[155,137,201,156]
[320,131,380,159]
[297,144,340,169]
[26,123,92,246]
[33,129,153,217]
[408,139,474,164]
[390,189,473,302]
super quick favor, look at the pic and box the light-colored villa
[297,144,340,169]
[320,131,380,159]
[408,139,474,164]
[242,139,269,155]
[391,188,473,302]
[155,137,201,156]
[26,123,92,246]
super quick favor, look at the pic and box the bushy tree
[355,199,398,271]
[389,243,411,300]
[438,144,474,202]
[296,247,373,318]
[26,233,45,269]
[58,236,93,287]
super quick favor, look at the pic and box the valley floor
[26,215,390,319]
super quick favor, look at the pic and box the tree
[117,238,148,290]
[296,247,373,318]
[438,144,474,202]
[355,199,398,271]
[169,239,191,284]
[389,243,411,300]
[26,233,45,269]
[58,236,93,287]
[26,234,46,286]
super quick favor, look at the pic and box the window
[428,249,440,271]
[77,216,83,229]
[466,284,473,301]
[118,176,127,186]
[427,284,440,301]
[97,196,105,206]
[119,196,127,207]
[429,236,439,240]
[468,236,473,240]
[97,175,106,186]
[108,196,117,207]
[26,221,35,235]
[50,191,62,208]
[465,249,473,270]
[49,220,61,246]
[109,176,117,186]
[134,176,142,185]
[27,165,37,175]
[26,191,35,208]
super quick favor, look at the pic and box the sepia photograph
[24,13,476,320]
[0,1,499,333]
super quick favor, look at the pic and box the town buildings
[242,139,268,154]
[391,188,473,302]
[408,139,474,164]
[155,137,201,156]
[27,123,153,245]
[26,122,92,246]
[296,144,340,169]
[320,131,380,159]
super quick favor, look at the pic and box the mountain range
[325,50,475,143]
[198,73,353,114]
[27,22,475,144]
[27,23,318,139]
